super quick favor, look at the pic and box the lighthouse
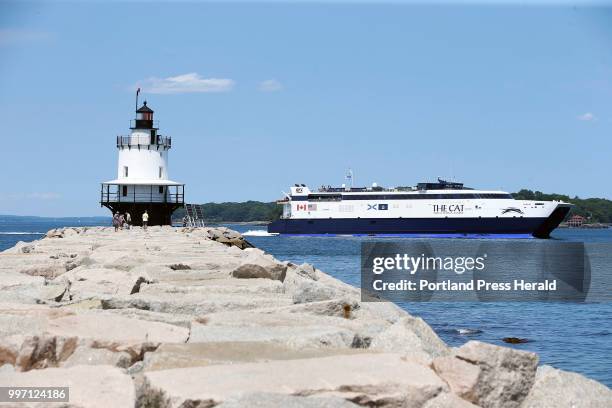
[100,100,185,226]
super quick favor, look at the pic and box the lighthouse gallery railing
[100,184,184,204]
[116,135,172,149]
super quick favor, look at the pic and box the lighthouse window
[123,166,128,177]
[158,186,164,194]
[122,186,128,196]
[158,167,163,178]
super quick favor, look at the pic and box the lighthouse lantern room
[100,99,184,226]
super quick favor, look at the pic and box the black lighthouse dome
[134,101,155,129]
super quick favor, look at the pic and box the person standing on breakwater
[125,212,131,229]
[112,212,121,232]
[142,211,149,230]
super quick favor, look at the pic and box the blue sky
[0,1,611,216]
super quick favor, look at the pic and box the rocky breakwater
[0,226,610,408]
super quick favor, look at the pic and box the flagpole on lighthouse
[135,88,140,113]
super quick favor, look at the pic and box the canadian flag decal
[296,204,307,211]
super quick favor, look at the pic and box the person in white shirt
[142,211,149,230]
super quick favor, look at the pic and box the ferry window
[122,185,127,196]
[123,166,128,177]
[308,194,341,201]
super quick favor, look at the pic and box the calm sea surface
[1,218,611,386]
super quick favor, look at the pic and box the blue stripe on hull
[267,217,548,236]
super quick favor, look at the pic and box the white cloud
[577,112,596,121]
[138,73,234,94]
[0,29,53,46]
[258,79,283,92]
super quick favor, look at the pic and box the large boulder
[188,321,356,349]
[46,313,189,344]
[291,279,341,304]
[0,335,24,367]
[370,316,450,357]
[423,392,480,408]
[19,264,67,278]
[283,264,345,304]
[0,303,75,337]
[60,341,133,369]
[45,228,65,238]
[231,252,287,281]
[282,264,319,291]
[37,279,72,302]
[1,334,137,372]
[2,241,36,254]
[434,341,538,408]
[521,365,612,408]
[62,267,153,298]
[0,365,135,407]
[206,228,254,249]
[103,255,147,272]
[142,342,366,371]
[140,353,446,407]
[431,355,480,400]
[215,392,361,408]
[15,335,78,371]
[273,299,363,319]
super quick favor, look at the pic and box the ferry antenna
[346,168,354,188]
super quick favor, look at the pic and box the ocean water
[0,217,110,251]
[1,218,611,387]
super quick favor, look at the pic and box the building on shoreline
[100,100,184,226]
[566,214,586,227]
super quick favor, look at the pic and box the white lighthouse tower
[100,99,185,226]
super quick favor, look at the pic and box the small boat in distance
[268,179,571,238]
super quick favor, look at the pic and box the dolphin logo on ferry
[502,207,524,215]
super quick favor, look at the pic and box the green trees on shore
[173,191,612,224]
[173,201,282,223]
[512,190,612,224]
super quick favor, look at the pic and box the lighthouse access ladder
[185,204,205,227]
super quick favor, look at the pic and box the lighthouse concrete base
[102,203,183,226]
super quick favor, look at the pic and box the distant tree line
[173,191,612,224]
[173,201,282,223]
[512,190,612,224]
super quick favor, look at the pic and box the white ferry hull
[269,182,572,238]
[268,204,570,238]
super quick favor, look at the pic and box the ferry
[267,179,572,238]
